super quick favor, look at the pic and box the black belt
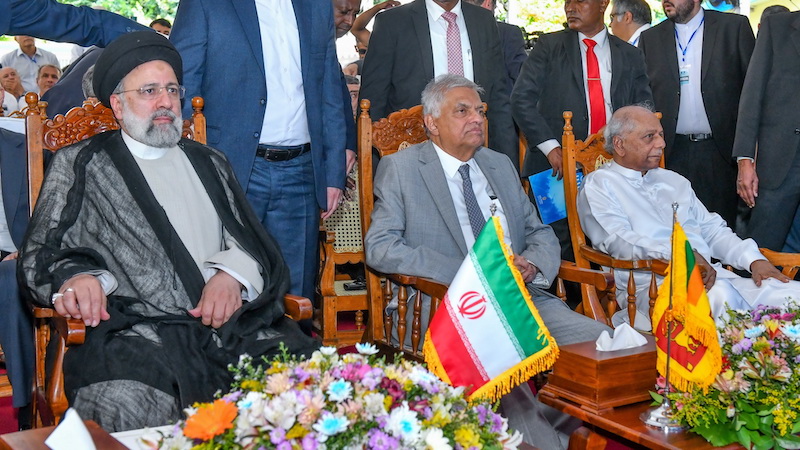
[678,133,713,142]
[256,143,311,162]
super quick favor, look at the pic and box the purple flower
[294,367,311,383]
[381,378,406,403]
[490,412,504,433]
[301,434,319,450]
[270,428,286,445]
[475,404,490,425]
[277,442,292,450]
[367,429,400,449]
[223,390,243,403]
[361,368,384,390]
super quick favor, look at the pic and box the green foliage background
[58,0,176,23]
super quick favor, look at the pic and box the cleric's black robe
[19,130,319,430]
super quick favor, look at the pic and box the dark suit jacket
[171,0,347,208]
[0,128,32,408]
[359,0,519,168]
[497,21,527,92]
[511,29,652,176]
[639,10,755,162]
[1,0,145,46]
[732,12,800,190]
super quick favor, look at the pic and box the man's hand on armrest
[750,259,791,287]
[513,254,539,283]
[52,274,110,327]
[189,271,244,329]
[693,251,716,290]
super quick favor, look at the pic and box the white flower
[423,428,452,450]
[355,342,379,355]
[326,379,353,403]
[320,346,338,356]
[501,429,523,449]
[386,402,422,444]
[409,366,439,385]
[312,412,349,441]
[362,392,388,419]
[263,391,303,429]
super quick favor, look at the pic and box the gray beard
[122,105,182,148]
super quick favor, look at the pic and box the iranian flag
[423,216,559,402]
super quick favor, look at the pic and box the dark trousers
[245,151,318,332]
[668,136,738,227]
[0,259,34,408]
[741,148,800,251]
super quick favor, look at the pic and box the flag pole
[641,202,686,431]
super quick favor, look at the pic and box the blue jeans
[245,151,319,304]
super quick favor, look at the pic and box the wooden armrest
[579,245,668,276]
[386,274,449,298]
[32,307,85,346]
[283,294,313,321]
[558,262,613,291]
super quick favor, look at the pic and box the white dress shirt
[537,29,613,157]
[425,0,474,81]
[674,9,712,135]
[255,0,311,145]
[628,23,651,47]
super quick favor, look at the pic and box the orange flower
[183,399,238,441]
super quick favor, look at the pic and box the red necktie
[583,38,606,134]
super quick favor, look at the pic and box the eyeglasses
[116,84,186,100]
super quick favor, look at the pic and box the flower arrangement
[654,302,800,450]
[152,343,521,449]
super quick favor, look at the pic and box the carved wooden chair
[357,100,613,361]
[759,248,800,279]
[315,168,369,347]
[562,111,667,329]
[23,93,311,427]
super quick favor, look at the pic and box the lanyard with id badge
[675,17,704,86]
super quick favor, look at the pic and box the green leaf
[751,433,775,450]
[743,413,760,430]
[649,391,664,405]
[776,434,800,450]
[792,420,800,434]
[737,399,756,413]
[736,426,752,448]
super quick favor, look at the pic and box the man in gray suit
[733,11,800,252]
[365,74,610,449]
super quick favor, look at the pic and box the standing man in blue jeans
[171,0,350,332]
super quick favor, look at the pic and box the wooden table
[540,394,742,450]
[0,420,127,450]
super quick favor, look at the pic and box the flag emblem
[424,216,559,401]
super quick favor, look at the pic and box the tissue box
[540,335,657,414]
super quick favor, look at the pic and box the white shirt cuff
[76,270,118,295]
[537,139,560,157]
[205,264,258,301]
[736,157,754,162]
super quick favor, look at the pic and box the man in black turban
[19,31,319,431]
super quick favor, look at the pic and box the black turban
[93,31,183,107]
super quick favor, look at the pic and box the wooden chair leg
[567,426,607,450]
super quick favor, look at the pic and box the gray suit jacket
[364,141,560,285]
[732,11,800,190]
[358,0,519,168]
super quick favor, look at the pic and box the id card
[679,64,690,86]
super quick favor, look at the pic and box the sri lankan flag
[423,216,558,402]
[651,222,721,392]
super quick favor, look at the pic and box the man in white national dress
[364,74,611,450]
